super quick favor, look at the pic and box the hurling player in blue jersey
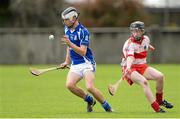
[59,7,113,112]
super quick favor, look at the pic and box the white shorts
[70,62,96,78]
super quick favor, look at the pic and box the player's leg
[130,71,155,103]
[66,71,96,112]
[84,70,113,112]
[143,67,173,108]
[129,71,164,112]
[66,71,86,98]
[144,67,164,93]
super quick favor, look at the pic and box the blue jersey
[64,23,95,65]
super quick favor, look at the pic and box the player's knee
[157,73,164,81]
[66,83,74,90]
[142,80,149,87]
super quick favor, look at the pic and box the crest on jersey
[144,45,147,50]
[70,35,73,40]
[74,35,77,41]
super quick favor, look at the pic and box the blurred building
[145,7,180,27]
[0,0,180,64]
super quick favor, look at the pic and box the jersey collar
[74,22,81,31]
[130,36,144,44]
[66,22,81,33]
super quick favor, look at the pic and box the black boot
[160,100,173,109]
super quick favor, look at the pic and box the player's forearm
[65,47,71,64]
[149,44,155,51]
[65,54,71,64]
[126,56,134,69]
[61,35,86,56]
[68,42,86,56]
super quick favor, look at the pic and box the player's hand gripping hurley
[29,66,70,76]
[108,73,126,96]
[108,77,123,96]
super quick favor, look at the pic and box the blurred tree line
[0,0,11,27]
[72,0,151,27]
[1,0,178,27]
[0,0,65,27]
[0,0,151,27]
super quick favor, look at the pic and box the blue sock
[102,101,111,111]
[84,94,93,104]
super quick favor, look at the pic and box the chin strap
[132,35,142,41]
[67,24,74,28]
[136,36,142,41]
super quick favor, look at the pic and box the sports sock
[84,94,93,104]
[151,101,160,112]
[156,92,163,104]
[102,101,111,111]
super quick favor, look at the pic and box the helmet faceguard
[61,7,79,28]
[130,21,145,41]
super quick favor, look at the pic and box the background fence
[0,27,180,64]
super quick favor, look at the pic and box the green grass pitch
[0,64,180,118]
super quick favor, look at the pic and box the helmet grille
[130,21,145,30]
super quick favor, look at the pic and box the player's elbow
[80,52,86,56]
[127,56,135,61]
[79,50,86,56]
[79,45,87,56]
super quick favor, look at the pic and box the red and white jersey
[121,35,150,66]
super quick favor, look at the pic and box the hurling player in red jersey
[121,21,173,113]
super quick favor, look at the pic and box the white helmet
[61,7,79,21]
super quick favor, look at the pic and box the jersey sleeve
[64,26,68,34]
[144,35,150,43]
[80,29,90,46]
[143,35,151,50]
